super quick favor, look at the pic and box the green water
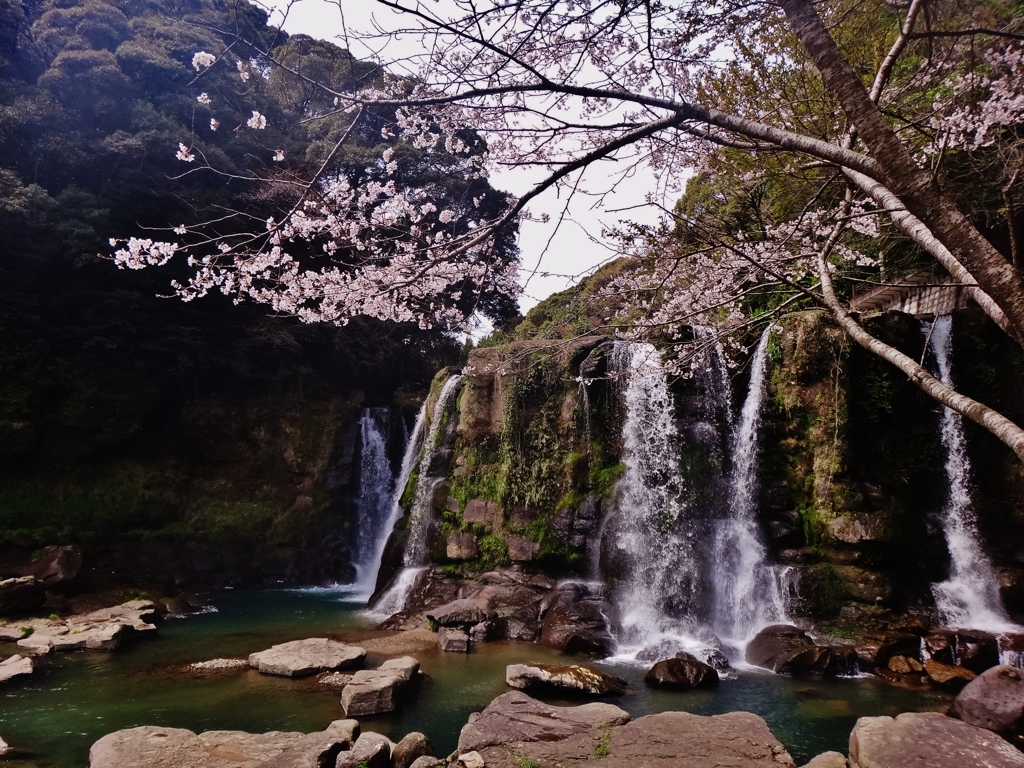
[0,590,952,767]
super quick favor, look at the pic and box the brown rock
[505,663,627,696]
[464,499,500,528]
[538,583,614,656]
[335,732,393,768]
[887,656,923,675]
[0,576,44,615]
[849,711,1024,767]
[924,659,976,691]
[446,533,479,561]
[458,691,630,753]
[746,625,833,676]
[391,732,436,768]
[505,535,540,562]
[803,752,848,768]
[644,654,719,690]
[427,597,489,627]
[827,515,886,545]
[18,545,82,588]
[832,566,893,604]
[247,638,366,678]
[951,665,1024,737]
[341,656,420,717]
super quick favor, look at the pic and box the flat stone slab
[850,712,1024,768]
[506,663,627,695]
[248,638,366,678]
[2,600,157,655]
[0,654,33,683]
[89,720,359,768]
[461,693,794,768]
[341,656,420,717]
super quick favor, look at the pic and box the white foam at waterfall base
[926,316,1018,633]
[710,329,791,651]
[367,375,463,616]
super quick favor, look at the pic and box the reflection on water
[0,591,951,767]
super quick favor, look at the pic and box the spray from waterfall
[710,328,791,647]
[371,375,463,614]
[926,316,1016,632]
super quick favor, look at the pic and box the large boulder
[746,625,833,676]
[505,663,627,696]
[341,656,420,717]
[459,692,795,768]
[427,598,490,627]
[644,654,719,690]
[335,732,393,768]
[849,712,1024,767]
[18,545,82,588]
[438,627,469,653]
[0,576,45,615]
[951,665,1024,738]
[0,655,33,684]
[89,720,359,768]
[458,691,631,753]
[391,732,436,768]
[248,639,366,678]
[538,582,614,656]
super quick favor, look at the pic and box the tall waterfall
[351,409,397,595]
[352,404,427,600]
[605,342,714,663]
[372,375,463,614]
[710,329,790,646]
[926,316,1016,632]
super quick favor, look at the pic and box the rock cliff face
[375,308,1024,636]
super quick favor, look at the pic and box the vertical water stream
[371,375,463,614]
[710,329,791,647]
[926,316,1016,632]
[351,408,397,596]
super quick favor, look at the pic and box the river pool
[0,590,951,767]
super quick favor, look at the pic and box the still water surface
[0,590,951,767]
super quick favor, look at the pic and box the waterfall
[371,374,463,614]
[350,409,397,595]
[710,329,790,648]
[350,404,427,600]
[605,342,717,663]
[926,316,1016,632]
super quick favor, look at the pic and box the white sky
[262,0,668,312]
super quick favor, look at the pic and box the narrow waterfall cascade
[352,404,427,600]
[604,342,716,664]
[710,329,791,649]
[371,375,463,614]
[350,408,397,595]
[926,316,1017,632]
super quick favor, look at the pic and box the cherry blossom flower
[192,52,215,71]
[175,143,195,162]
[196,93,211,105]
[246,111,267,130]
[272,149,284,162]
[209,118,219,131]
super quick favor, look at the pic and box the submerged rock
[438,627,469,653]
[644,654,719,690]
[951,665,1024,738]
[341,656,420,717]
[849,712,1024,767]
[247,638,366,678]
[505,663,627,696]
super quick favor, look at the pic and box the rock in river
[746,624,833,676]
[951,664,1024,738]
[341,656,420,717]
[644,653,719,690]
[505,663,627,695]
[248,638,366,678]
[0,654,33,684]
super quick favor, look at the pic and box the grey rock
[457,752,485,768]
[427,597,490,627]
[951,665,1024,737]
[505,535,540,562]
[746,625,833,676]
[248,638,366,678]
[826,515,886,545]
[391,732,435,768]
[464,499,500,528]
[258,720,360,768]
[849,712,1024,768]
[644,654,718,690]
[408,758,442,768]
[438,627,469,653]
[0,735,8,756]
[341,656,420,717]
[0,576,44,615]
[506,663,626,696]
[0,654,33,683]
